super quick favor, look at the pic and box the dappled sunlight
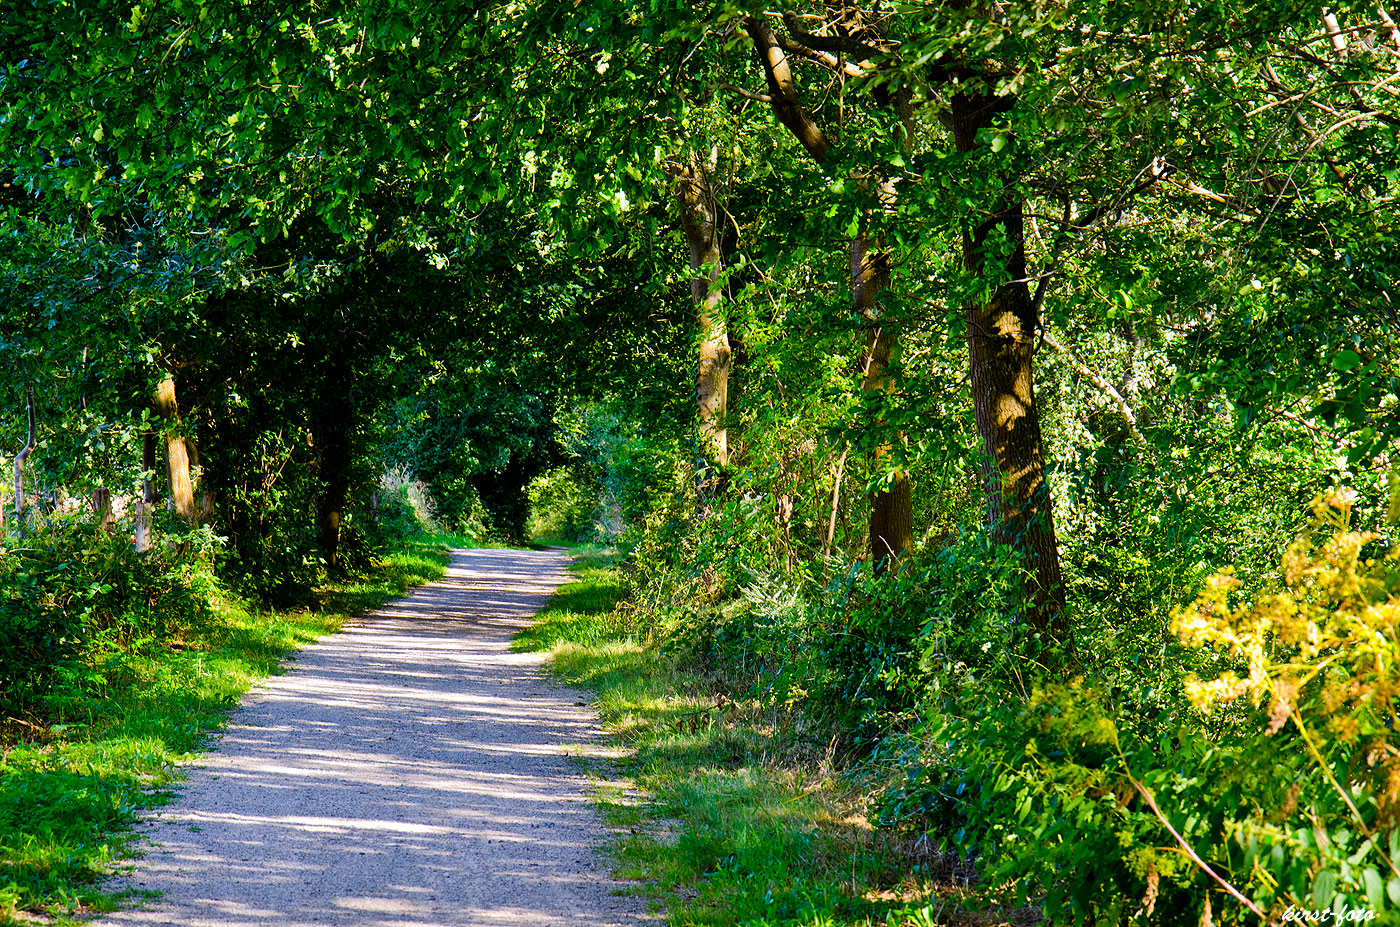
[99,548,649,927]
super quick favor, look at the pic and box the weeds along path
[98,547,649,927]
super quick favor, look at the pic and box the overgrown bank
[0,519,447,927]
[519,548,1002,927]
[528,481,1400,927]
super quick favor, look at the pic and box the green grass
[516,548,974,927]
[425,530,487,550]
[0,542,448,926]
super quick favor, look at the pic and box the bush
[0,514,221,717]
[637,523,1031,750]
[363,484,427,549]
[219,518,318,607]
[0,595,80,716]
[882,486,1400,925]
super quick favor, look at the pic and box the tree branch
[12,385,37,538]
[1042,332,1147,446]
[770,27,867,78]
[1322,8,1349,58]
[780,10,885,61]
[1128,777,1277,926]
[1031,159,1173,320]
[743,16,832,161]
[718,82,771,103]
[1262,62,1352,186]
[1380,7,1400,53]
[1073,159,1176,231]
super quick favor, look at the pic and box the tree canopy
[4,0,1400,922]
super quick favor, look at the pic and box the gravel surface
[97,547,651,927]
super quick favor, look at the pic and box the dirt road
[98,547,650,927]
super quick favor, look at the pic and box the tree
[943,84,1067,634]
[152,374,197,525]
[739,9,917,571]
[674,152,732,479]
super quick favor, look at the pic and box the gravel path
[97,547,651,927]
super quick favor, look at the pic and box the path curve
[98,547,650,927]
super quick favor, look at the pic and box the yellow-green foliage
[1177,486,1400,750]
[1171,484,1400,913]
[903,485,1400,925]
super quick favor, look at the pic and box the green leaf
[1313,869,1339,909]
[1334,349,1362,372]
[1364,868,1384,910]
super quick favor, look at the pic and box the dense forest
[3,1,1400,924]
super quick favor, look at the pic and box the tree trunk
[852,233,912,570]
[318,452,351,571]
[947,90,1068,636]
[153,374,197,525]
[12,385,36,538]
[185,437,216,522]
[315,369,355,572]
[674,154,732,478]
[135,431,157,553]
[745,20,913,568]
[91,487,114,535]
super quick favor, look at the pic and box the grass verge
[515,548,983,927]
[0,543,448,927]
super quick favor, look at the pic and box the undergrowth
[0,540,446,926]
[517,547,1027,927]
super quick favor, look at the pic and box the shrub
[0,514,221,717]
[1171,485,1400,918]
[881,485,1400,925]
[0,595,79,716]
[363,484,427,549]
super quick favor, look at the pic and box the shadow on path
[98,548,649,927]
